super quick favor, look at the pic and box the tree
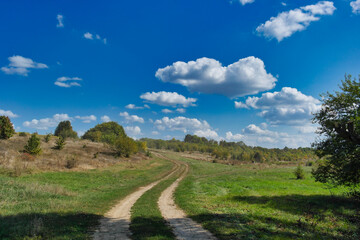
[294,165,305,180]
[113,136,138,157]
[312,75,360,187]
[82,122,126,144]
[54,121,78,139]
[0,116,15,139]
[55,136,66,150]
[24,133,42,155]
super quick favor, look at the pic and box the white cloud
[84,32,107,44]
[119,112,144,123]
[226,131,244,141]
[351,0,360,14]
[176,108,186,113]
[296,125,318,134]
[54,76,82,88]
[162,109,173,114]
[125,126,142,136]
[156,57,276,98]
[154,116,211,133]
[238,0,255,5]
[0,109,18,118]
[84,32,93,40]
[23,114,71,130]
[56,14,64,28]
[101,115,111,122]
[125,104,150,110]
[152,131,159,135]
[194,129,219,140]
[75,115,96,123]
[1,55,48,76]
[140,91,197,107]
[235,87,321,125]
[256,1,336,41]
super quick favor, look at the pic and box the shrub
[145,150,152,157]
[65,156,78,169]
[294,165,305,180]
[44,134,52,143]
[18,132,27,137]
[82,122,126,144]
[114,136,138,157]
[24,133,42,155]
[0,116,15,139]
[55,137,66,150]
[93,152,98,158]
[54,121,78,139]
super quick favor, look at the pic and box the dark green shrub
[145,151,152,157]
[294,165,305,180]
[82,122,126,144]
[0,116,15,139]
[24,133,42,155]
[54,121,78,139]
[114,136,138,157]
[18,132,27,137]
[55,137,66,150]
[93,152,98,158]
[44,134,52,143]
[306,161,314,167]
[65,156,78,169]
[82,144,87,148]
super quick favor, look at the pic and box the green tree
[24,133,42,155]
[0,116,15,139]
[312,75,360,187]
[55,136,66,150]
[114,136,138,157]
[82,121,126,144]
[54,121,78,139]
[294,165,305,180]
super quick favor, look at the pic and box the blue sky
[1,0,360,148]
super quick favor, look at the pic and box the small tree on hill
[82,121,126,144]
[312,75,360,187]
[114,136,138,157]
[24,133,42,155]
[0,116,15,139]
[54,121,78,139]
[55,136,66,150]
[294,165,305,180]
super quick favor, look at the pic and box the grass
[129,165,185,240]
[165,152,360,240]
[0,157,173,240]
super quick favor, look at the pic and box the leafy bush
[54,121,78,139]
[44,134,52,143]
[65,156,78,169]
[55,137,66,150]
[24,133,42,155]
[82,122,126,144]
[114,136,138,157]
[18,132,27,137]
[294,165,305,180]
[0,116,15,139]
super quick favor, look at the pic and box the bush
[24,133,42,155]
[65,156,78,169]
[54,121,78,139]
[294,165,305,180]
[55,137,66,150]
[0,116,15,139]
[82,122,126,144]
[44,134,52,143]
[18,132,27,137]
[114,136,138,157]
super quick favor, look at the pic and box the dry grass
[0,133,148,176]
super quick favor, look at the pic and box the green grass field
[170,153,360,240]
[0,157,173,240]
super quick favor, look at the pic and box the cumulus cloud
[125,104,150,110]
[23,114,71,130]
[140,91,197,107]
[119,112,144,123]
[54,76,82,88]
[235,87,321,125]
[351,0,360,14]
[194,129,219,140]
[226,131,244,141]
[101,115,111,122]
[124,126,142,136]
[1,55,48,76]
[256,1,336,41]
[84,32,107,44]
[176,108,186,113]
[155,57,276,98]
[0,109,18,118]
[162,109,173,114]
[75,115,96,123]
[152,131,159,135]
[56,14,64,28]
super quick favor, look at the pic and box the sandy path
[93,161,180,240]
[158,155,217,240]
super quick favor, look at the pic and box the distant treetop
[82,121,126,144]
